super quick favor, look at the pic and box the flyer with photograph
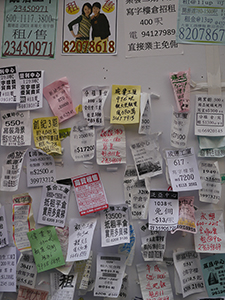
[62,0,117,55]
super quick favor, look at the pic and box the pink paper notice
[72,172,108,216]
[43,77,76,123]
[170,69,190,112]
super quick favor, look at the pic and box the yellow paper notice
[33,117,62,155]
[110,85,141,124]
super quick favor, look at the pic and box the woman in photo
[68,2,92,52]
[91,2,111,52]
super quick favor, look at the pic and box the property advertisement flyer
[62,0,117,55]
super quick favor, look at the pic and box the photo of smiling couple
[63,0,117,54]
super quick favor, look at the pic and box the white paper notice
[50,272,77,300]
[0,247,16,292]
[198,160,221,204]
[12,193,35,252]
[38,183,70,228]
[75,251,93,290]
[170,111,190,148]
[66,217,97,262]
[94,254,126,298]
[0,65,19,103]
[118,223,136,266]
[195,95,225,136]
[101,205,130,247]
[82,86,109,126]
[124,0,183,58]
[173,249,205,298]
[70,123,95,162]
[131,179,150,220]
[139,221,166,261]
[26,148,56,187]
[16,253,37,289]
[149,190,179,231]
[123,165,138,207]
[194,210,225,253]
[1,110,31,146]
[0,206,9,248]
[165,148,202,191]
[136,262,173,300]
[139,93,151,135]
[0,150,26,192]
[55,226,74,275]
[96,125,126,165]
[171,196,197,234]
[130,133,162,180]
[17,70,44,110]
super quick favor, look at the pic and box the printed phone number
[12,5,49,13]
[63,40,115,54]
[30,177,54,185]
[178,27,225,43]
[2,41,53,57]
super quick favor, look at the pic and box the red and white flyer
[72,172,108,216]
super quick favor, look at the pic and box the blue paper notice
[176,0,225,45]
[201,254,225,297]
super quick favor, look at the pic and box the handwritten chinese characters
[27,226,65,273]
[97,125,126,165]
[110,85,141,124]
[137,261,173,300]
[194,210,225,253]
[170,69,190,112]
[66,218,97,261]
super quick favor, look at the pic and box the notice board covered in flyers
[0,0,225,300]
[62,0,117,55]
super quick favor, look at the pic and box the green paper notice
[27,226,65,273]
